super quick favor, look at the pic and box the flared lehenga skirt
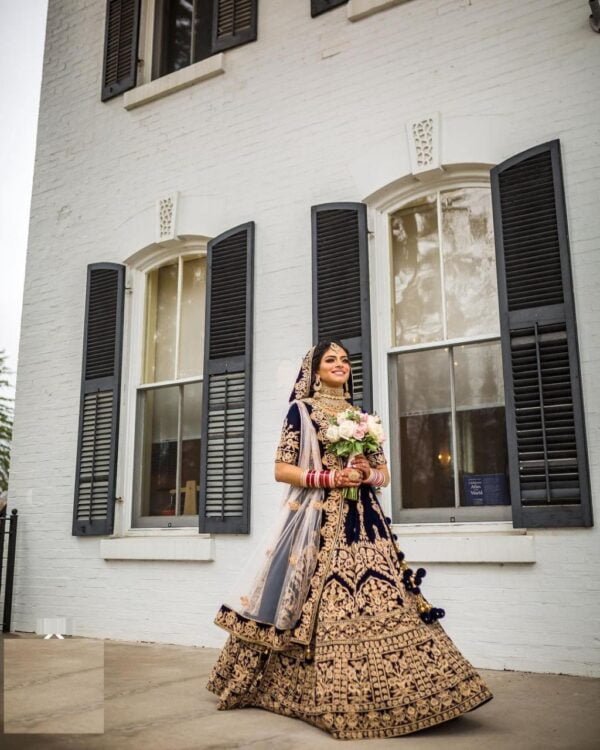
[206,486,493,740]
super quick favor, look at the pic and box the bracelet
[303,470,337,488]
[368,469,385,487]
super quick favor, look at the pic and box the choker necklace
[314,384,346,400]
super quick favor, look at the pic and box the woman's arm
[350,455,390,488]
[274,461,306,488]
[274,461,363,489]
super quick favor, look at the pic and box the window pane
[391,194,443,346]
[139,386,179,517]
[441,188,500,338]
[180,381,202,515]
[396,349,454,508]
[144,262,178,383]
[453,342,510,506]
[178,257,206,378]
[164,0,193,74]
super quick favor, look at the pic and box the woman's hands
[274,462,363,489]
[274,455,389,489]
[349,454,372,482]
[334,468,363,488]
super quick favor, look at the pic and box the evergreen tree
[0,350,14,493]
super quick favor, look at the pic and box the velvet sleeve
[274,402,302,465]
[366,442,387,468]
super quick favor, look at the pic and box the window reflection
[156,0,211,78]
[145,262,178,383]
[179,257,206,378]
[138,382,203,517]
[397,349,454,509]
[393,342,509,510]
[391,188,500,346]
[454,342,509,506]
[442,188,500,338]
[391,194,443,345]
[140,386,179,517]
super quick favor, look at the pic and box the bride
[206,340,493,739]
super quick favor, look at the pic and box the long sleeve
[366,442,387,468]
[274,402,302,466]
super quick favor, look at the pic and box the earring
[314,374,322,393]
[344,384,351,399]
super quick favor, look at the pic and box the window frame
[122,239,210,531]
[368,169,513,525]
[137,0,257,87]
[150,0,213,81]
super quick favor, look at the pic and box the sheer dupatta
[225,400,324,631]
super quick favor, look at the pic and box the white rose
[326,424,340,442]
[374,424,385,442]
[338,420,356,440]
[367,415,385,442]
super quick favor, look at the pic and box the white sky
[0,0,48,393]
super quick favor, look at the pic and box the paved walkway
[1,634,599,749]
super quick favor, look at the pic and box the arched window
[133,248,207,527]
[387,182,511,523]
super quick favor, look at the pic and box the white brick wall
[8,0,600,677]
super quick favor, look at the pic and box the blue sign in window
[463,473,510,506]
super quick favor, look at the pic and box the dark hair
[311,339,350,378]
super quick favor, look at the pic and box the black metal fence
[0,508,18,632]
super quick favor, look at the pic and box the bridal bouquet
[325,409,385,500]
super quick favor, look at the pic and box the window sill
[123,54,225,111]
[391,522,535,563]
[100,533,214,561]
[347,0,411,22]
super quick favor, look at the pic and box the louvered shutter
[211,0,258,54]
[199,223,254,533]
[312,203,372,411]
[101,0,141,102]
[311,0,348,17]
[72,264,125,536]
[491,139,592,528]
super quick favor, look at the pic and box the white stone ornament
[406,113,442,178]
[156,192,179,243]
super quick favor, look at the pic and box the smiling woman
[206,341,494,740]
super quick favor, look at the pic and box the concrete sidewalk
[1,634,598,750]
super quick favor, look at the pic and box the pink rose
[353,425,366,440]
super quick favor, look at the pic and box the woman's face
[316,346,351,388]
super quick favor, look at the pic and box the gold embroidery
[275,419,300,464]
[292,348,315,401]
[207,390,493,740]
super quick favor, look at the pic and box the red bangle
[304,470,336,489]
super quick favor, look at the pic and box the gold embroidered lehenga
[206,348,493,740]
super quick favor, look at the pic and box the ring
[347,469,361,482]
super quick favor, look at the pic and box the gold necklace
[315,384,346,400]
[312,384,352,416]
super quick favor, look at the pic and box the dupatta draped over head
[226,345,352,631]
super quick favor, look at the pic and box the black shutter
[73,264,125,536]
[211,0,258,54]
[199,223,254,533]
[491,139,592,528]
[311,0,348,17]
[101,0,141,102]
[312,203,372,412]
